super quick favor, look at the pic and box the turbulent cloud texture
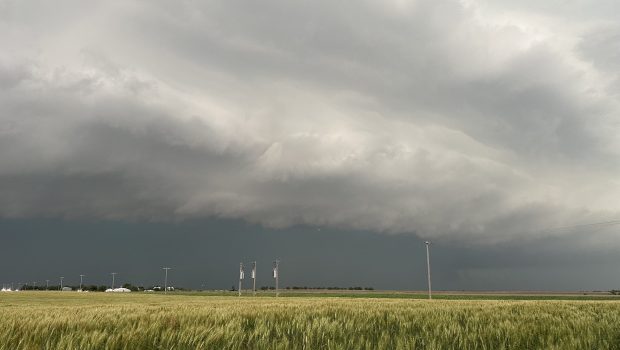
[1,0,619,243]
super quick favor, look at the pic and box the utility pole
[163,267,171,294]
[111,273,116,289]
[252,261,257,296]
[273,259,280,297]
[238,263,244,297]
[425,241,432,300]
[60,277,64,291]
[79,275,85,291]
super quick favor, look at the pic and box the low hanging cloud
[1,0,619,243]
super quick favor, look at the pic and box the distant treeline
[17,284,180,292]
[259,286,374,291]
[18,284,373,292]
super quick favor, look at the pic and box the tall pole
[273,259,280,297]
[60,277,64,291]
[252,261,257,296]
[163,268,171,294]
[79,275,85,291]
[111,273,116,289]
[425,241,432,300]
[238,263,244,297]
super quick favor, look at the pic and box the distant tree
[122,283,138,291]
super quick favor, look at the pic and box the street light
[273,259,280,297]
[163,268,171,294]
[251,261,257,296]
[238,263,244,297]
[425,241,432,300]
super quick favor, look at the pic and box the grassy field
[1,292,620,349]
[198,290,620,301]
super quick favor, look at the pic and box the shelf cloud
[1,0,619,244]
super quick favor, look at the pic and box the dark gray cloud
[0,0,619,247]
[1,219,618,291]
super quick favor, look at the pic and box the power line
[238,263,244,297]
[163,268,171,294]
[425,241,432,300]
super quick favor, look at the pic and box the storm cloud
[1,0,619,244]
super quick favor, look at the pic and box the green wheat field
[1,292,620,349]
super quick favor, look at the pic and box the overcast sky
[1,0,619,290]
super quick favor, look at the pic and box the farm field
[192,289,620,301]
[1,292,620,349]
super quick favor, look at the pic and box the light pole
[238,263,244,297]
[79,275,85,291]
[111,273,116,289]
[273,259,280,297]
[252,261,257,296]
[425,241,432,300]
[163,268,171,294]
[60,277,64,291]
